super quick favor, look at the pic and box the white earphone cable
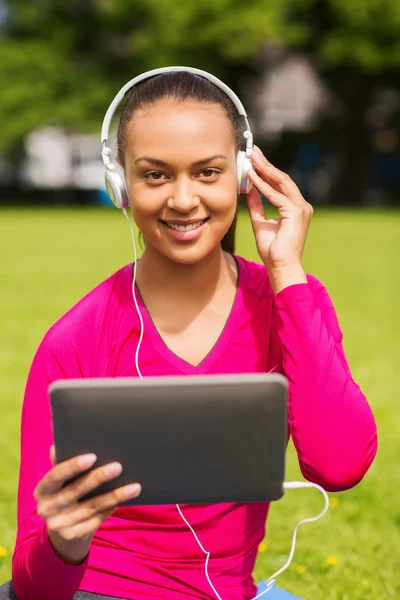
[122,207,144,380]
[176,482,329,600]
[176,503,225,600]
[123,210,329,599]
[250,482,329,599]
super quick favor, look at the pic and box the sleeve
[272,275,378,492]
[11,334,89,600]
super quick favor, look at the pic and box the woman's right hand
[33,446,141,564]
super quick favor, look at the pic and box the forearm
[268,263,307,295]
[274,281,377,491]
[12,523,89,600]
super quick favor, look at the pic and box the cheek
[129,186,163,224]
[209,177,238,218]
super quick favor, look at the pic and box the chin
[165,245,218,265]
[149,238,222,265]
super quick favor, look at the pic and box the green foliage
[0,0,292,153]
[1,0,400,154]
[318,0,400,71]
[0,39,112,153]
[123,0,289,64]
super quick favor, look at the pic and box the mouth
[160,218,210,232]
[159,217,210,243]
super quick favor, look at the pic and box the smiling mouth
[160,218,209,232]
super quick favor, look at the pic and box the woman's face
[122,100,238,264]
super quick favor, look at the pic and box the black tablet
[49,373,288,506]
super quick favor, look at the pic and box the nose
[166,177,200,213]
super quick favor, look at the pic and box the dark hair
[117,71,245,254]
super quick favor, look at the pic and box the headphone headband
[100,65,253,166]
[101,66,254,202]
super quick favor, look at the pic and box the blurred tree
[0,0,399,202]
[290,0,400,203]
[0,0,297,162]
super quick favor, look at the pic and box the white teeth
[166,220,205,232]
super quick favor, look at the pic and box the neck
[136,244,235,299]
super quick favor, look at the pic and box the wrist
[48,528,92,566]
[267,263,307,295]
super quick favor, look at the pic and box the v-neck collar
[127,255,246,375]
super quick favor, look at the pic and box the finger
[251,146,274,167]
[248,168,290,211]
[37,461,124,519]
[245,182,267,224]
[35,453,98,498]
[50,445,56,466]
[48,507,116,542]
[51,462,124,511]
[251,149,304,203]
[47,482,142,532]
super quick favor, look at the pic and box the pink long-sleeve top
[12,256,377,600]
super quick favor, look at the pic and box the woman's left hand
[246,146,313,293]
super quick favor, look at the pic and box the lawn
[0,206,398,599]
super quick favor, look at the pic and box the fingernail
[104,462,122,476]
[124,483,142,497]
[78,454,97,467]
[252,146,262,154]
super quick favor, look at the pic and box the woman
[3,69,377,600]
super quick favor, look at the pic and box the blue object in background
[256,581,303,599]
[92,188,114,206]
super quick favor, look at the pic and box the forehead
[124,100,234,159]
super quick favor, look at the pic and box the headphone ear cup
[236,150,253,194]
[104,164,129,209]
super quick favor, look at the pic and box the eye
[143,171,169,181]
[198,169,219,179]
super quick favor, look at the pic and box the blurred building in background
[21,127,110,205]
[252,53,332,138]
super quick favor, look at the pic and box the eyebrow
[134,155,228,167]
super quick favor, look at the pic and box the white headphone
[100,66,254,209]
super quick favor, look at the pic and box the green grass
[0,206,399,598]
